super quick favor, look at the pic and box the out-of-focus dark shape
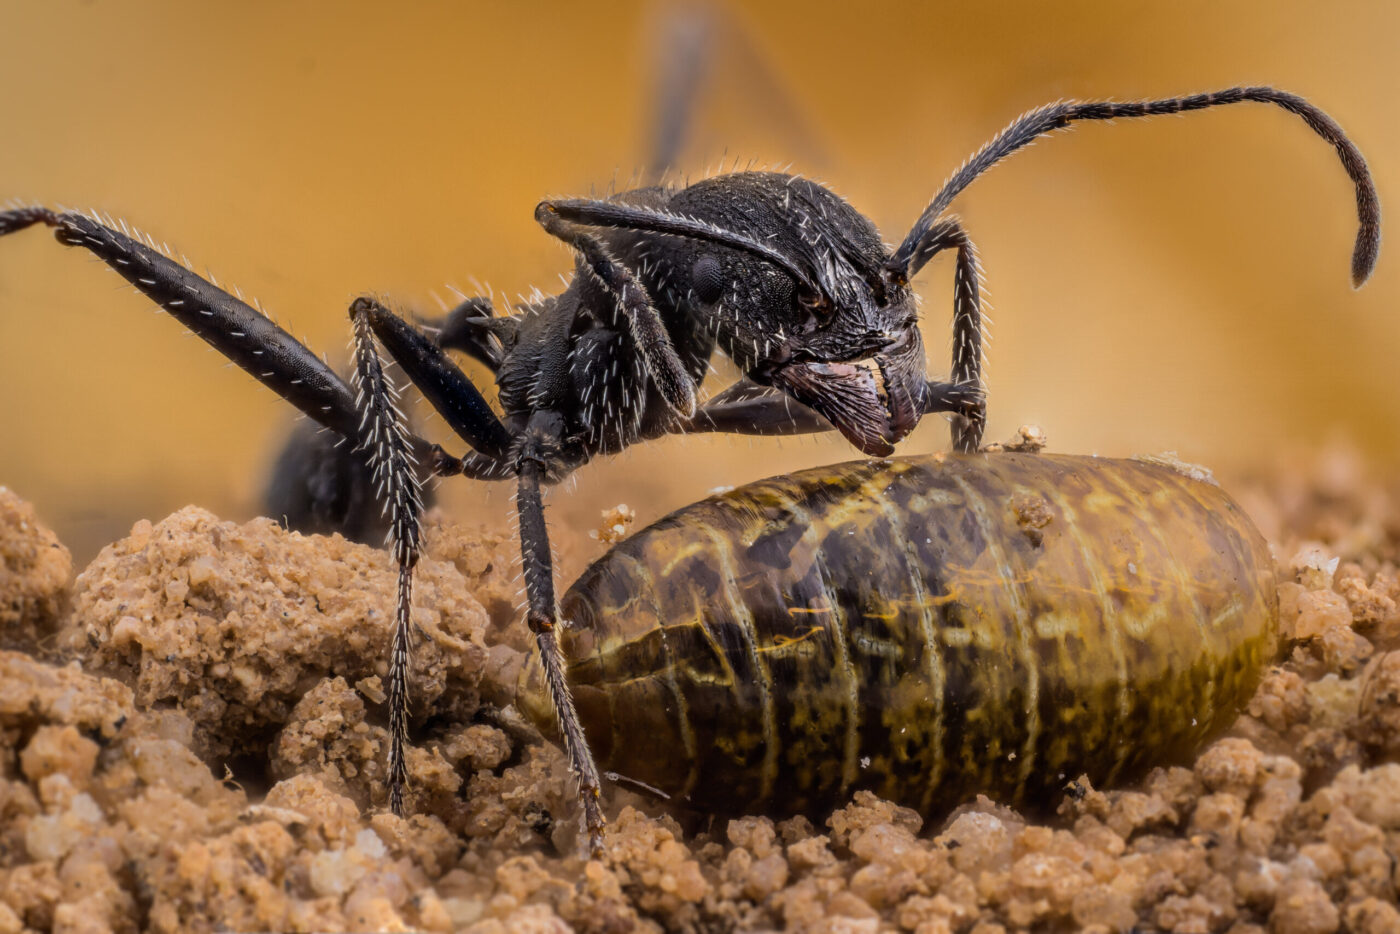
[644,0,829,182]
[264,419,398,544]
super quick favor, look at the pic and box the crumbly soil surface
[0,449,1398,934]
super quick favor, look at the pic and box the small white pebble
[70,794,103,824]
[355,827,387,860]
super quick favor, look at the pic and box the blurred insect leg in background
[642,0,830,184]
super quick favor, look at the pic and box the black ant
[0,86,1378,856]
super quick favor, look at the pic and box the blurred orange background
[0,1,1395,561]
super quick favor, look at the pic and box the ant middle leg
[516,445,607,859]
[423,295,519,373]
[346,296,518,813]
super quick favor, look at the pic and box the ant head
[544,174,927,456]
[680,174,927,456]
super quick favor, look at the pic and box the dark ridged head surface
[514,453,1278,818]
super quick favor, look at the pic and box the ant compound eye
[691,255,725,305]
[798,288,834,324]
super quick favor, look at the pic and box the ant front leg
[681,377,984,440]
[885,214,987,453]
[682,379,832,436]
[516,430,608,859]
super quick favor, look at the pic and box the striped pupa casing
[508,453,1279,818]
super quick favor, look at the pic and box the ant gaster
[0,87,1379,857]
